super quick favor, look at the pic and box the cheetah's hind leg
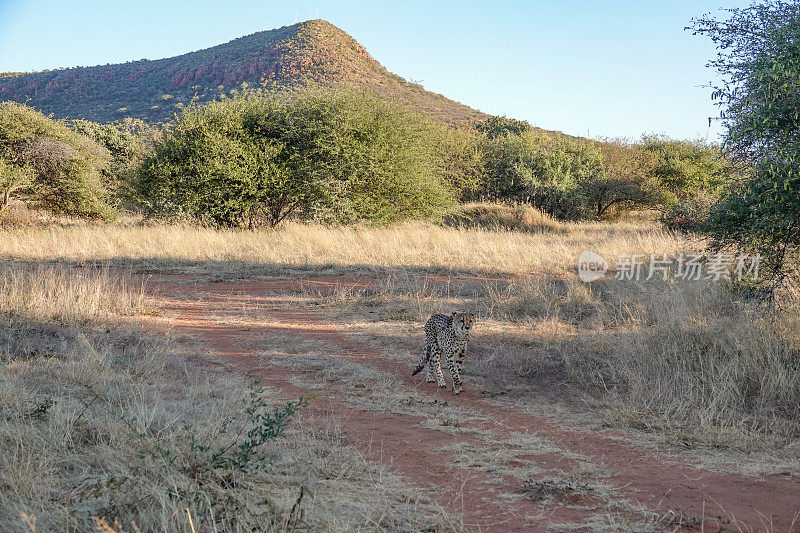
[430,347,446,387]
[425,357,436,383]
[412,344,431,377]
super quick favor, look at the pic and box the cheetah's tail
[412,346,430,376]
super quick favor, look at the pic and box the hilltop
[0,20,487,125]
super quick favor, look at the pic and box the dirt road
[147,274,800,532]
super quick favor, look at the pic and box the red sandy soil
[145,274,800,532]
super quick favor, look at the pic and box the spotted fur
[412,312,475,394]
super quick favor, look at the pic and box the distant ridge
[0,20,487,126]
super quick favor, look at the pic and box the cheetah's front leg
[444,348,463,394]
[452,347,466,394]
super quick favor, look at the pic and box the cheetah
[412,312,475,394]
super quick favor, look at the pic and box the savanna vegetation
[0,102,114,219]
[0,263,454,531]
[692,0,800,300]
[137,90,454,227]
[2,91,732,228]
[2,0,800,530]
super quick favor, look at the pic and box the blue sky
[0,0,748,140]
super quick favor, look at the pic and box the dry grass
[0,265,455,531]
[442,202,563,233]
[301,269,800,456]
[0,219,687,276]
[2,216,783,454]
[2,213,799,527]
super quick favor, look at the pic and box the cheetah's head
[451,312,475,339]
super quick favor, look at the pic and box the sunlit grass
[0,219,691,276]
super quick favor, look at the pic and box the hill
[0,20,487,126]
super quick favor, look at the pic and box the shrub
[480,131,662,220]
[137,90,455,227]
[0,101,115,219]
[479,130,597,203]
[581,141,662,218]
[479,130,545,201]
[691,2,800,298]
[480,131,606,218]
[481,130,676,220]
[526,186,588,220]
[639,135,730,206]
[72,118,160,207]
[250,90,455,225]
[476,115,532,139]
[432,126,485,201]
[0,159,31,210]
[138,97,303,227]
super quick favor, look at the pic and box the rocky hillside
[0,20,486,126]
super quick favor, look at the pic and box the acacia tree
[639,135,730,204]
[0,159,30,210]
[0,101,114,219]
[137,90,454,227]
[580,142,660,218]
[690,1,800,299]
[137,98,304,228]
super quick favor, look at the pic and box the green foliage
[639,134,730,205]
[0,159,31,210]
[72,118,160,205]
[137,90,455,227]
[691,1,800,297]
[530,135,604,193]
[117,379,310,528]
[138,98,299,227]
[430,126,485,201]
[479,131,669,220]
[0,101,114,219]
[479,130,544,201]
[480,130,600,205]
[476,115,532,139]
[255,90,455,224]
[582,141,662,218]
[188,382,311,474]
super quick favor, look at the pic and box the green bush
[138,97,297,227]
[0,159,31,210]
[137,90,455,227]
[691,2,800,298]
[583,141,662,218]
[432,126,485,201]
[72,118,160,207]
[0,101,114,219]
[481,131,604,208]
[480,131,668,220]
[479,130,597,204]
[639,135,730,206]
[476,115,532,139]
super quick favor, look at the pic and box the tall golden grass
[0,219,690,275]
